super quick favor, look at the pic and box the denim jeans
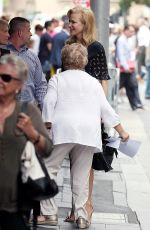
[42,60,51,74]
[119,72,142,108]
[145,66,150,97]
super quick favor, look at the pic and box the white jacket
[42,70,120,151]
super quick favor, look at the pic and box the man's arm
[34,55,48,109]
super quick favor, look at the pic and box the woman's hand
[114,124,129,142]
[17,112,39,142]
[119,131,129,142]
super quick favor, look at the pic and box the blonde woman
[66,6,110,222]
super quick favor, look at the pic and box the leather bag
[20,102,58,201]
[116,60,135,73]
[21,141,58,201]
[92,131,118,172]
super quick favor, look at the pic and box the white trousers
[40,143,95,220]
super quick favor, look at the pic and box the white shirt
[42,70,120,151]
[137,25,150,47]
[116,34,131,71]
[31,34,40,55]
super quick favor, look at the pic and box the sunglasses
[0,74,20,83]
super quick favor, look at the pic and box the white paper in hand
[119,139,141,157]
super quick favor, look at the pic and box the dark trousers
[137,46,146,76]
[119,72,142,109]
[0,211,29,230]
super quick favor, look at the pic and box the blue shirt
[116,34,131,71]
[4,44,47,107]
[38,32,52,64]
[50,30,69,68]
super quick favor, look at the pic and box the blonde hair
[67,6,96,46]
[0,19,8,31]
[61,43,88,70]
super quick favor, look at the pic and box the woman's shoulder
[18,101,41,116]
[88,40,104,50]
[88,41,105,57]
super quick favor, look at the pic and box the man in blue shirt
[4,17,47,109]
[50,18,70,72]
[116,25,143,110]
[38,21,53,80]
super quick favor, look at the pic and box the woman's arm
[114,123,129,142]
[100,79,108,95]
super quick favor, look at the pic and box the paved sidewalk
[37,155,141,230]
[37,83,150,230]
[117,83,150,230]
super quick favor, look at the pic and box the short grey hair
[61,43,88,70]
[0,54,28,82]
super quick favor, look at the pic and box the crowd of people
[109,18,150,105]
[1,4,150,229]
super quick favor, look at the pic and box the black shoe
[131,105,137,111]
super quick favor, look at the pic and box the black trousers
[119,72,142,109]
[0,211,29,230]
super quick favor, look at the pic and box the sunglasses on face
[0,74,20,83]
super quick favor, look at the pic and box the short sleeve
[85,41,110,81]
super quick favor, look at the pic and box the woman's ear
[15,89,21,95]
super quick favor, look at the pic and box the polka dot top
[85,41,110,80]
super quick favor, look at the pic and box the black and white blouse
[85,41,110,80]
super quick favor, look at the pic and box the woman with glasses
[0,54,53,230]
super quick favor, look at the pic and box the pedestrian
[0,54,52,230]
[40,43,129,229]
[3,17,47,110]
[0,19,10,56]
[145,40,150,99]
[136,18,150,81]
[38,20,53,80]
[115,25,143,110]
[65,5,111,222]
[31,24,43,55]
[50,17,70,74]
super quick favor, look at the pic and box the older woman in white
[41,43,129,229]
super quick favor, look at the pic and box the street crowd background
[1,1,150,230]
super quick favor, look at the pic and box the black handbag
[92,131,118,172]
[20,102,58,201]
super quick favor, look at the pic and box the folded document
[106,137,141,158]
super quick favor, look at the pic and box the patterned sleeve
[85,41,110,80]
[34,55,48,108]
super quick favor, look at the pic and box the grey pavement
[37,82,150,230]
[37,156,141,230]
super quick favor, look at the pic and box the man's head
[9,17,32,46]
[34,24,43,36]
[124,25,135,38]
[0,19,9,45]
[44,20,54,33]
